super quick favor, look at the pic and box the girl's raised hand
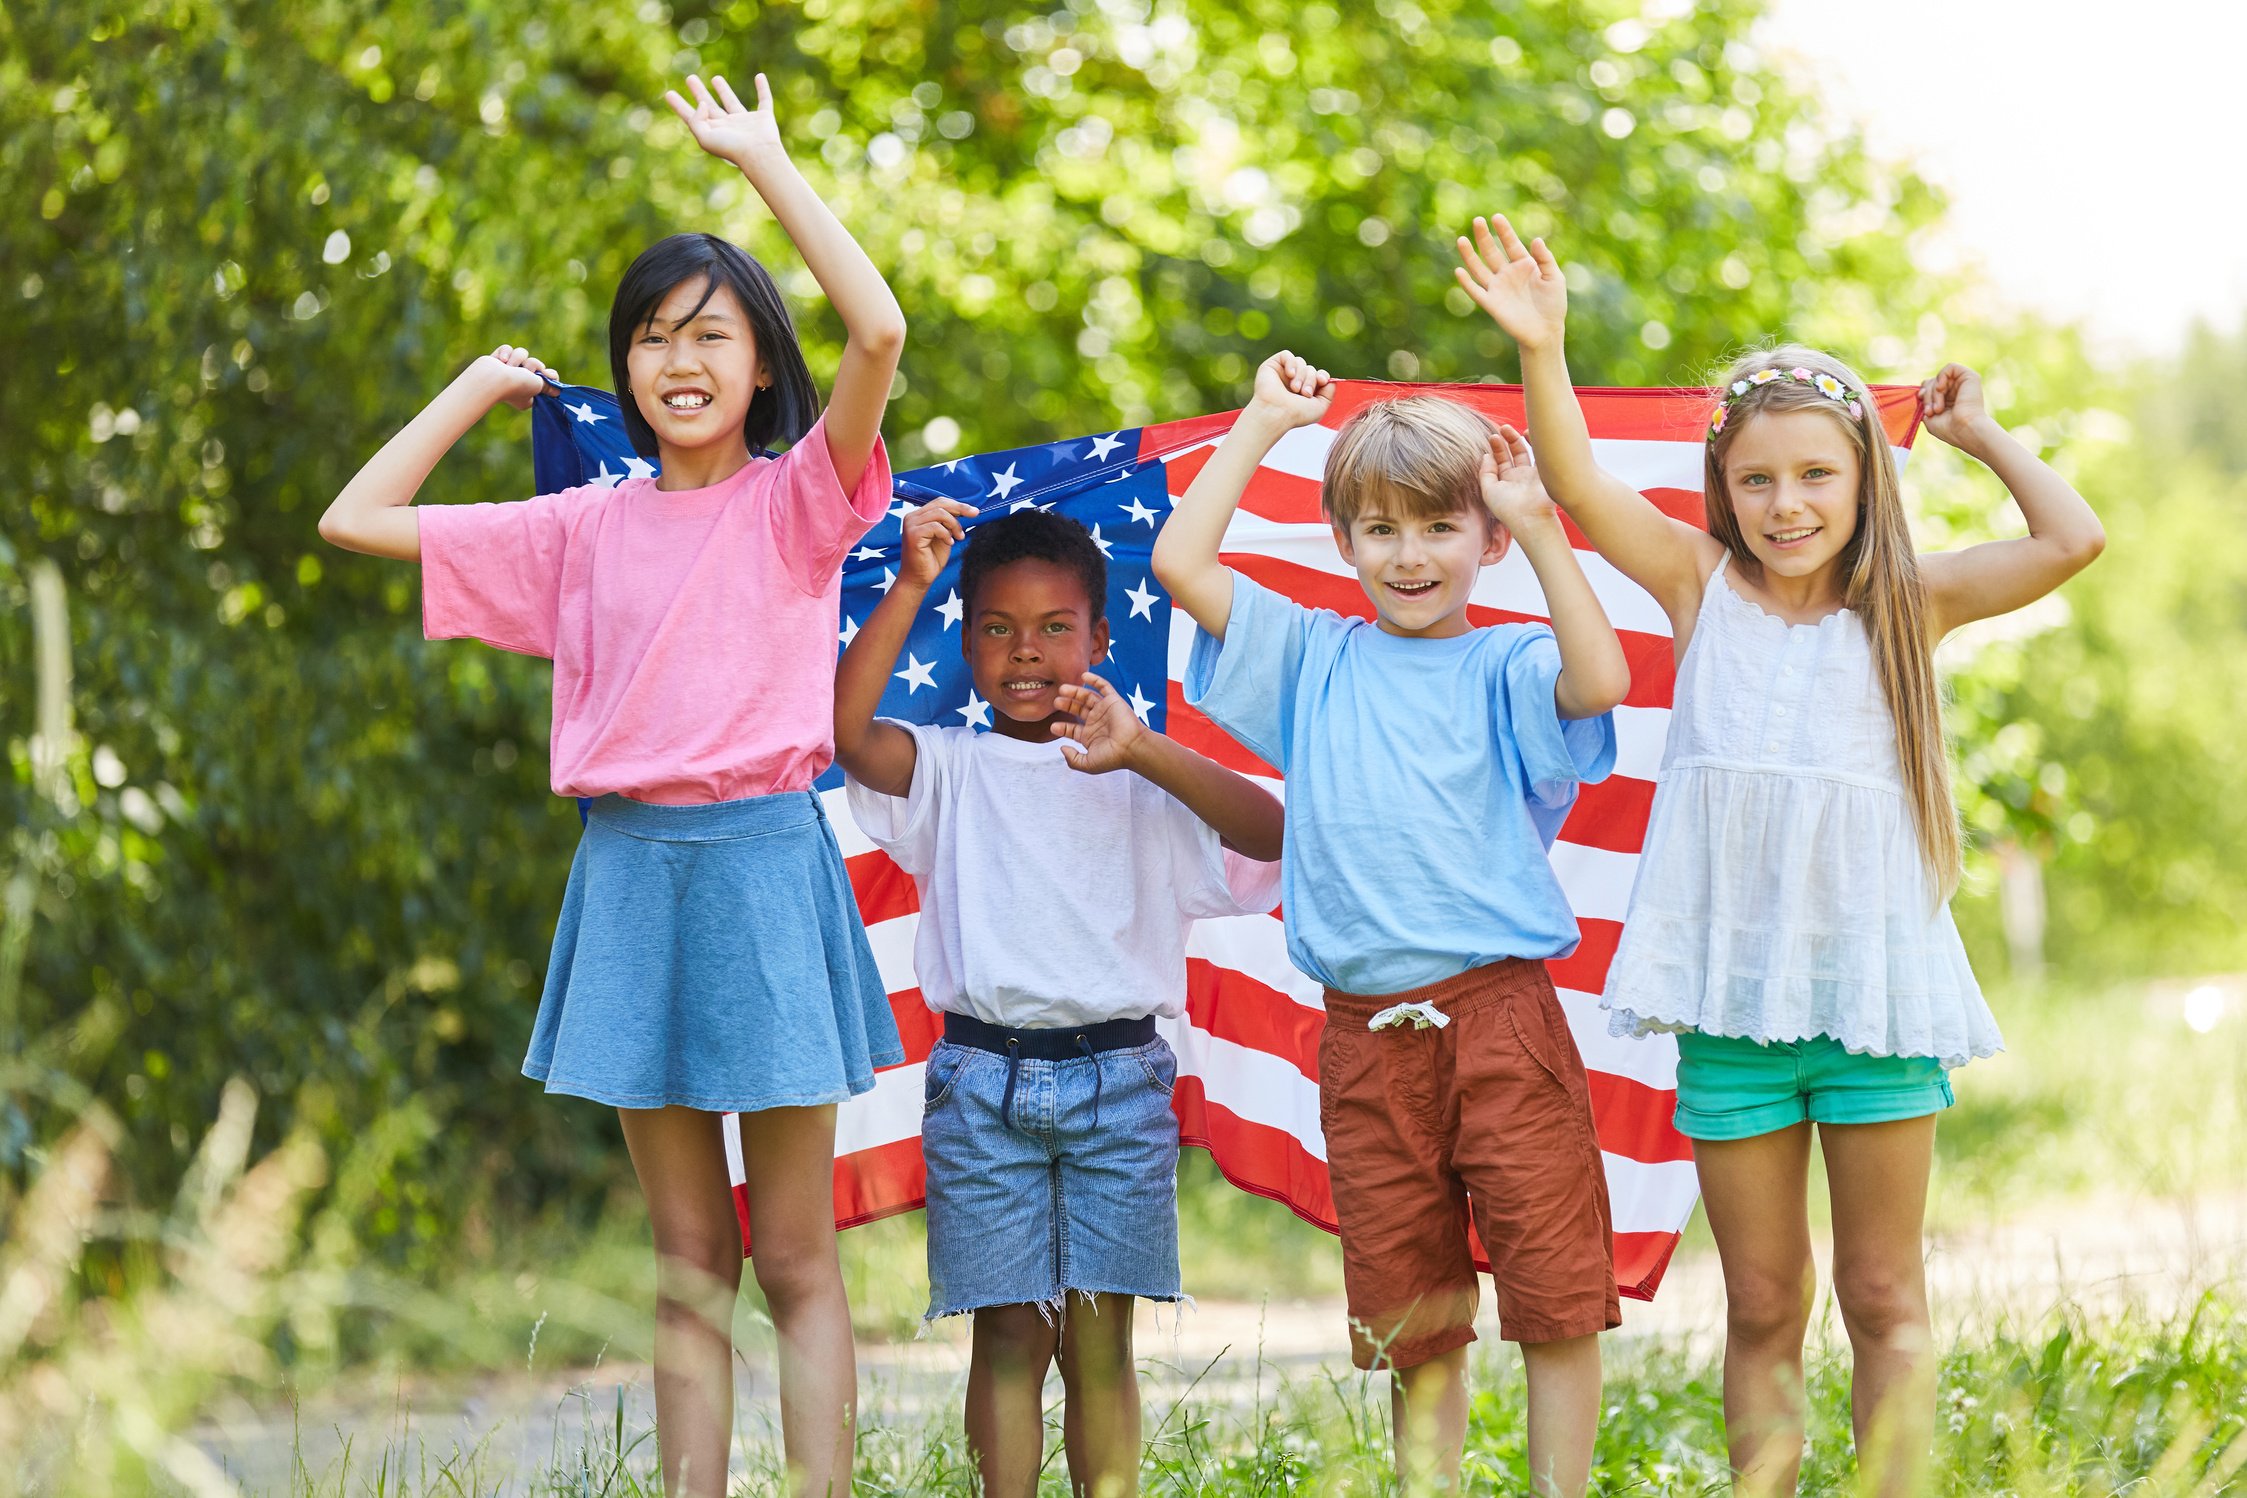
[472,345,559,411]
[1477,423,1562,540]
[664,72,784,170]
[1051,672,1145,775]
[899,498,977,588]
[1248,350,1335,430]
[1918,362,1994,448]
[1455,214,1567,353]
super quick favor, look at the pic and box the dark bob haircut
[958,509,1109,622]
[606,233,818,458]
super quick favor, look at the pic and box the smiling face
[1332,503,1509,638]
[1719,406,1865,584]
[964,558,1111,741]
[623,275,767,464]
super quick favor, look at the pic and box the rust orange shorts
[1320,957,1620,1369]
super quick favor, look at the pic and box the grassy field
[7,975,2245,1493]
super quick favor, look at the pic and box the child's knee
[748,1240,841,1311]
[1832,1267,1930,1345]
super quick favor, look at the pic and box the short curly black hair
[957,509,1108,622]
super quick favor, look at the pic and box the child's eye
[1805,466,1832,479]
[1045,622,1069,634]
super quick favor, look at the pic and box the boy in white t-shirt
[834,500,1282,1498]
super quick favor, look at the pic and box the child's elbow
[316,505,352,549]
[2068,522,2108,569]
[856,314,907,359]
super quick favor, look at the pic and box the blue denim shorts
[920,1030,1183,1320]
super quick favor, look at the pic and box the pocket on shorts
[1503,988,1583,1106]
[924,1040,968,1110]
[1136,1039,1178,1098]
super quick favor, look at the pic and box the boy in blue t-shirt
[1152,350,1631,1498]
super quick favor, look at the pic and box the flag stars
[936,588,964,629]
[888,499,916,524]
[851,544,887,562]
[955,691,991,728]
[624,455,657,481]
[895,653,937,694]
[588,460,624,489]
[1126,683,1156,723]
[1087,432,1124,461]
[1121,495,1161,528]
[988,462,1023,502]
[567,400,606,425]
[839,614,861,647]
[877,567,897,594]
[1125,578,1160,621]
[1088,524,1113,559]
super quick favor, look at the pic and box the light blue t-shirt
[1184,574,1617,996]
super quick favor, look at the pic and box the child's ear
[1330,523,1356,565]
[1090,616,1112,664]
[1480,519,1513,568]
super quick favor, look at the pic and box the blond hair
[1705,344,1962,898]
[1321,395,1497,532]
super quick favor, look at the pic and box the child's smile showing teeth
[1387,579,1440,599]
[1766,525,1821,549]
[661,388,713,412]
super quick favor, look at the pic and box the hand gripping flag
[529,379,1926,1300]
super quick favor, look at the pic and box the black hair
[606,233,818,458]
[958,509,1108,622]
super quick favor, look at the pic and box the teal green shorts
[1672,1032,1954,1141]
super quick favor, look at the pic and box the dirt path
[195,1190,2247,1491]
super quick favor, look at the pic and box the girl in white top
[1456,215,2104,1496]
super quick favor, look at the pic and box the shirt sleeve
[1156,786,1284,921]
[419,493,575,658]
[842,719,953,877]
[1180,573,1315,773]
[1500,626,1618,815]
[765,412,894,596]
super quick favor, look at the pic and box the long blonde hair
[1704,345,1962,898]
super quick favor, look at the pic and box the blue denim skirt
[523,791,903,1113]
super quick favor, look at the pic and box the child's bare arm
[833,498,976,797]
[666,72,905,491]
[1915,364,2106,638]
[1480,426,1631,719]
[1456,215,1720,628]
[317,347,555,561]
[1051,676,1284,860]
[1152,351,1332,641]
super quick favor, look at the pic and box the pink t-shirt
[420,417,890,804]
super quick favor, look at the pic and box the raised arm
[1480,426,1631,718]
[1151,351,1332,640]
[833,498,976,797]
[666,72,905,491]
[1455,215,1720,631]
[1051,675,1285,861]
[316,346,555,561]
[1914,364,2106,639]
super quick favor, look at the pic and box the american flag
[530,378,1926,1301]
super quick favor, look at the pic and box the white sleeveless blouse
[1601,555,2002,1068]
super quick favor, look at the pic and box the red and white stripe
[729,380,1924,1301]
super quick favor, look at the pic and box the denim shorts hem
[1806,1076,1955,1127]
[1673,1097,1810,1141]
[524,1063,876,1113]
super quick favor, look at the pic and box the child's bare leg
[1056,1292,1141,1497]
[737,1105,858,1497]
[1391,1345,1469,1493]
[1823,1117,1938,1498]
[618,1107,746,1498]
[1695,1123,1817,1498]
[967,1303,1061,1498]
[1520,1333,1602,1497]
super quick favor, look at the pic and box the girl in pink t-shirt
[320,73,902,1498]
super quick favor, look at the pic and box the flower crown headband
[1707,365,1864,440]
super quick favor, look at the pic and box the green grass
[223,1298,2247,1495]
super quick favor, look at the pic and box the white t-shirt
[844,721,1281,1028]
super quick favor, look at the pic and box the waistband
[583,789,822,842]
[942,1011,1157,1060]
[1321,956,1552,1027]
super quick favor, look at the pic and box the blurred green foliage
[0,0,2233,1281]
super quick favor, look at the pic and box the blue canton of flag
[528,385,1175,797]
